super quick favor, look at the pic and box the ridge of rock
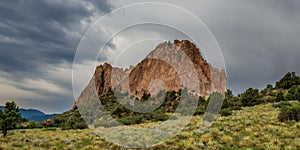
[73,40,226,108]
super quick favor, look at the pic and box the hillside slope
[2,102,300,149]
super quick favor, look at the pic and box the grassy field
[1,102,299,150]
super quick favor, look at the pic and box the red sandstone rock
[73,40,226,109]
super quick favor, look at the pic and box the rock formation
[73,40,226,108]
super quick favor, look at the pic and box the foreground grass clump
[278,104,300,122]
[208,102,300,149]
[1,102,300,149]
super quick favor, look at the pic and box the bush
[278,105,300,122]
[231,105,242,110]
[220,108,232,117]
[273,101,292,108]
[205,92,224,113]
[26,121,40,129]
[117,115,143,125]
[73,122,88,129]
[152,113,169,121]
[225,89,234,99]
[210,128,220,138]
[221,98,231,109]
[275,90,285,102]
[286,85,300,101]
[43,127,57,131]
[220,135,233,146]
[240,88,262,106]
[275,72,300,89]
[261,84,274,96]
[194,106,205,116]
[94,120,118,128]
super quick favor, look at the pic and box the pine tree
[0,101,22,137]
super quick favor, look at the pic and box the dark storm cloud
[0,0,114,75]
[0,0,114,113]
[107,0,300,95]
[193,0,300,94]
[1,0,300,113]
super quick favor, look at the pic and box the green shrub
[94,120,118,128]
[231,105,242,110]
[194,106,205,116]
[273,101,292,108]
[205,92,224,113]
[240,88,263,106]
[221,98,231,109]
[261,84,274,96]
[53,118,61,124]
[263,96,276,103]
[278,105,300,122]
[73,122,88,129]
[220,108,232,117]
[275,90,285,102]
[221,97,242,111]
[61,126,72,130]
[169,114,179,120]
[117,115,143,125]
[169,91,177,101]
[27,121,40,129]
[152,113,169,121]
[286,85,300,101]
[198,96,206,104]
[275,72,300,89]
[210,128,220,138]
[43,127,57,131]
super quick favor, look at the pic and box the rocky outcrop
[73,40,226,109]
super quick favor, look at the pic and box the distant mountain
[0,106,59,122]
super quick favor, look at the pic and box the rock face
[73,40,226,108]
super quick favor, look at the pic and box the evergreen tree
[262,84,274,96]
[287,85,300,101]
[225,89,234,99]
[0,101,22,137]
[240,88,262,106]
[275,90,285,102]
[275,72,300,89]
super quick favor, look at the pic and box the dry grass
[0,102,299,149]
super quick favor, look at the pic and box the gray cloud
[193,0,300,94]
[0,0,114,113]
[0,0,114,74]
[107,0,300,94]
[1,0,300,113]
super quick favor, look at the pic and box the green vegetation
[240,88,262,106]
[287,85,300,101]
[273,101,292,108]
[219,108,232,116]
[1,71,300,149]
[275,90,285,102]
[275,72,300,89]
[278,104,300,122]
[40,109,87,130]
[0,101,22,137]
[0,103,299,149]
[42,127,57,131]
[42,72,300,130]
[93,89,196,126]
[26,121,41,129]
[261,84,274,96]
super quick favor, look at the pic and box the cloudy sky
[0,0,299,114]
